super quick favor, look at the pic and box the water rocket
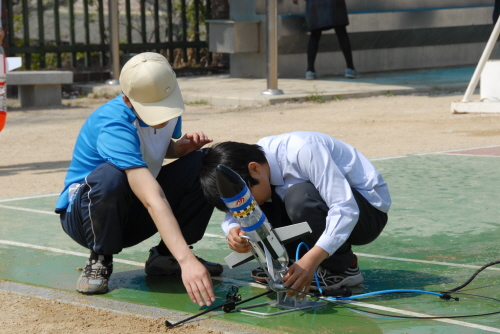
[216,164,312,288]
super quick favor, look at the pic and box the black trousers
[261,182,387,273]
[60,149,214,256]
[307,26,355,72]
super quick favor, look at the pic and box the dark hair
[200,141,267,212]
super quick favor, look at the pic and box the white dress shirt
[221,131,391,256]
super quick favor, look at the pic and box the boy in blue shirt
[56,53,221,307]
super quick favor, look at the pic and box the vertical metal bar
[6,0,15,53]
[462,17,500,102]
[194,0,200,64]
[21,0,31,69]
[98,0,106,67]
[68,0,77,67]
[154,0,160,52]
[37,0,45,68]
[141,0,147,44]
[107,0,120,83]
[261,0,283,95]
[167,0,174,63]
[126,0,132,50]
[83,0,91,67]
[181,0,188,63]
[205,0,212,66]
[53,0,62,68]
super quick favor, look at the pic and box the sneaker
[305,71,317,80]
[145,247,223,276]
[345,68,360,79]
[310,261,364,291]
[76,255,113,295]
[251,258,364,290]
[251,266,269,284]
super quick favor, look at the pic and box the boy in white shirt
[200,131,391,297]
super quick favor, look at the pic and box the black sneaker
[145,247,223,276]
[76,255,113,295]
[250,266,269,284]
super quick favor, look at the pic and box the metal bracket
[237,289,327,316]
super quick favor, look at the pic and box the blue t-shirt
[55,95,182,212]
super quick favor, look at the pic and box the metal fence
[5,0,211,73]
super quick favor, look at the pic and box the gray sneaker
[305,71,317,80]
[145,247,223,276]
[76,255,113,295]
[310,262,364,291]
[345,68,361,79]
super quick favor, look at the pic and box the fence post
[261,0,283,96]
[106,0,120,85]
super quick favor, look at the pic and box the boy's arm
[125,167,215,307]
[283,246,329,297]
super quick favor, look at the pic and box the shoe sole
[76,288,109,295]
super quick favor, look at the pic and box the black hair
[200,141,267,212]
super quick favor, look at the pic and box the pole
[462,18,500,102]
[261,0,283,95]
[106,0,120,85]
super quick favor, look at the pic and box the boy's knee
[284,182,326,223]
[87,163,129,198]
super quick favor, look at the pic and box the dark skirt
[305,0,349,31]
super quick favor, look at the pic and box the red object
[0,110,6,131]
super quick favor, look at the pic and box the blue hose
[327,289,444,301]
[296,242,323,294]
[294,242,444,300]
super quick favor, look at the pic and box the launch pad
[237,290,327,316]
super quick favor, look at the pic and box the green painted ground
[1,153,500,333]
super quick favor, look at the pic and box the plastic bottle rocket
[216,164,289,285]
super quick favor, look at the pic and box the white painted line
[211,276,265,289]
[0,204,56,215]
[0,240,144,267]
[334,300,500,333]
[437,153,500,158]
[0,193,59,203]
[2,239,500,332]
[435,144,500,154]
[356,253,500,271]
[371,155,410,161]
[0,204,226,239]
[0,239,256,287]
[204,233,226,239]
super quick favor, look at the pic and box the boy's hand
[283,245,329,297]
[283,258,316,297]
[180,256,216,307]
[227,226,252,253]
[174,131,213,157]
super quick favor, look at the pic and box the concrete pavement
[74,66,474,106]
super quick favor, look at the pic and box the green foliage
[306,94,325,103]
[186,99,210,105]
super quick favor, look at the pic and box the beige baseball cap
[120,52,184,126]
